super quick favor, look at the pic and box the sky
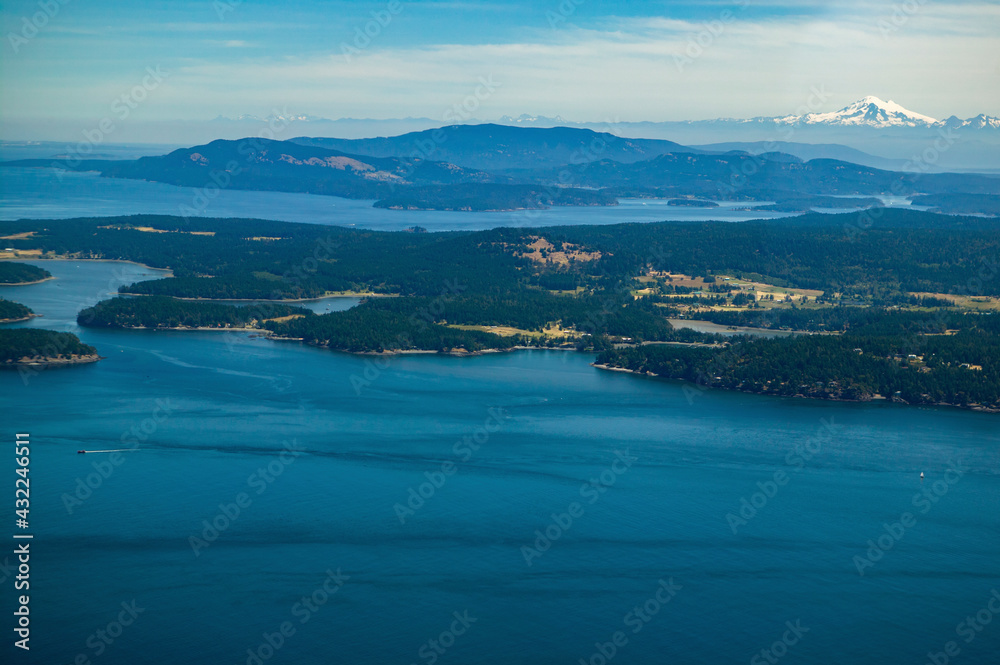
[1,0,999,141]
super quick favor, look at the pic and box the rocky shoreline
[0,313,39,324]
[2,353,102,368]
[591,363,1000,414]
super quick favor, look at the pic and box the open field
[910,292,1000,311]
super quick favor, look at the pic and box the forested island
[749,195,883,212]
[0,298,37,323]
[79,296,312,330]
[667,199,719,208]
[596,311,1000,410]
[3,209,999,410]
[7,128,998,212]
[0,261,52,285]
[372,184,617,211]
[0,329,100,368]
[910,193,1000,216]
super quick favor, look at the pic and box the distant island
[372,184,617,211]
[749,195,884,212]
[0,298,38,323]
[596,312,1000,412]
[6,126,999,213]
[0,329,100,368]
[667,199,719,208]
[78,296,313,331]
[2,209,999,411]
[910,193,1000,216]
[0,261,52,285]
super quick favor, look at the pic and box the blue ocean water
[2,261,998,665]
[0,167,801,231]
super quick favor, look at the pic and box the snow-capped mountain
[211,112,330,123]
[766,96,999,130]
[774,96,938,128]
[940,113,1000,130]
[498,113,569,125]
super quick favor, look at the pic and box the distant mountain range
[219,97,1000,132]
[760,96,999,130]
[687,141,910,172]
[198,97,1000,171]
[5,124,998,213]
[291,124,701,171]
[97,138,502,200]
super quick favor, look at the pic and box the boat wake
[77,449,141,454]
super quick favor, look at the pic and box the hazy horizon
[3,0,999,144]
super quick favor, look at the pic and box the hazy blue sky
[2,0,999,133]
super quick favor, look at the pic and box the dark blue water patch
[0,167,795,231]
[2,260,999,665]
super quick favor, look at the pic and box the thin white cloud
[3,1,998,123]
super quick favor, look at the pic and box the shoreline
[117,291,388,303]
[0,314,40,324]
[0,256,174,276]
[2,353,102,368]
[375,202,618,213]
[0,276,55,286]
[591,363,999,414]
[266,336,579,357]
[108,325,264,332]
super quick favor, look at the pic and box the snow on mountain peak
[779,96,940,128]
[499,113,568,125]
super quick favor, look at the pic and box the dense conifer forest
[3,209,998,408]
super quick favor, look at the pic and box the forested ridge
[78,297,312,329]
[4,210,999,409]
[0,298,34,322]
[2,210,998,301]
[0,329,98,365]
[0,261,51,284]
[7,131,999,212]
[597,318,1000,409]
